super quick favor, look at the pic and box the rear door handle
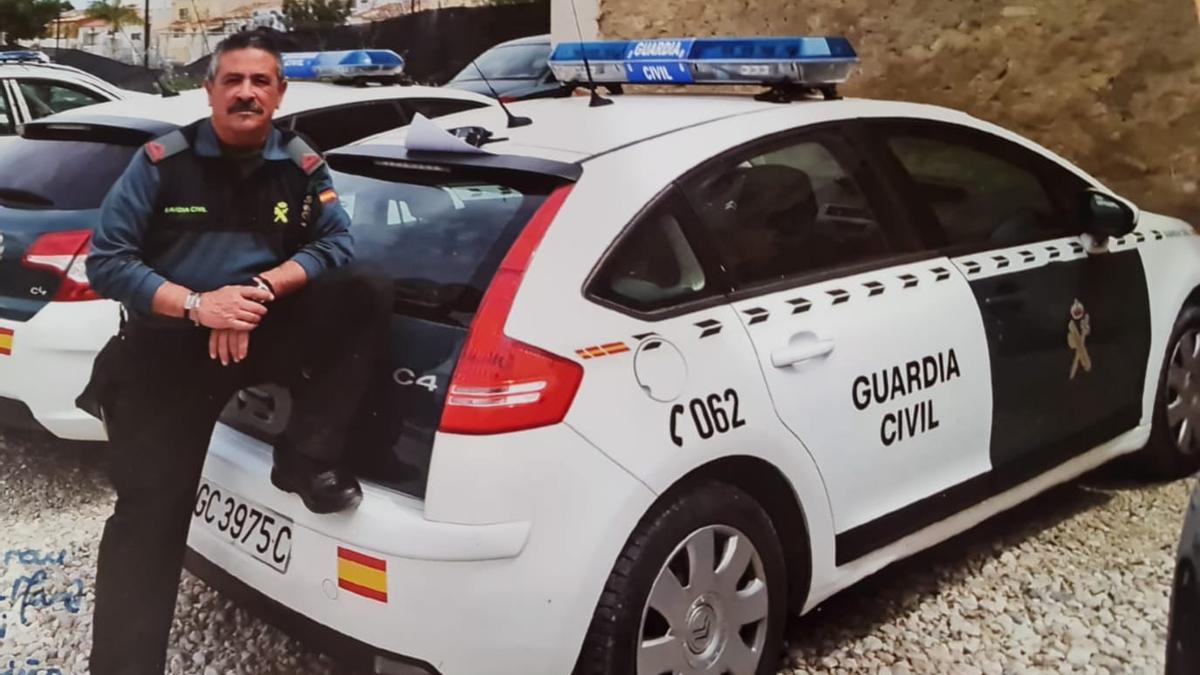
[771,333,836,368]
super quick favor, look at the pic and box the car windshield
[0,137,137,210]
[331,167,559,319]
[452,43,550,81]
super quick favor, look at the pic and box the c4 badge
[273,201,289,224]
[1068,299,1092,379]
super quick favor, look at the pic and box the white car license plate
[192,480,293,573]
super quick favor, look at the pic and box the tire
[1139,305,1200,478]
[574,481,788,675]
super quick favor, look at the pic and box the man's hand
[195,285,273,330]
[209,329,251,366]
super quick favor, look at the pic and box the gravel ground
[0,428,1191,675]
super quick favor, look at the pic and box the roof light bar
[548,36,858,87]
[282,50,405,81]
[0,50,51,64]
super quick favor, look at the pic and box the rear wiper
[0,188,53,207]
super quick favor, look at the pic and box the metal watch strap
[184,292,202,325]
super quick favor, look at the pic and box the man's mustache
[229,100,264,114]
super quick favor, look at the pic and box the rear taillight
[438,185,582,435]
[498,95,519,104]
[22,230,100,302]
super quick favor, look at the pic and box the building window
[179,8,189,19]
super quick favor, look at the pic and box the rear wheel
[1139,306,1200,477]
[575,481,787,675]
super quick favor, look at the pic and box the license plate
[192,480,293,573]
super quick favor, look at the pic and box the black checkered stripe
[952,230,1191,280]
[711,264,955,334]
[691,230,1195,336]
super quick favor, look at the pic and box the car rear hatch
[0,120,162,322]
[219,149,582,499]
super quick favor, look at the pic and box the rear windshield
[331,166,560,322]
[452,43,551,81]
[0,137,136,210]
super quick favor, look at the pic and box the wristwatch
[184,292,202,325]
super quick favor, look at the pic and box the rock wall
[598,0,1200,224]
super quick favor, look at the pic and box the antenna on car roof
[471,61,531,129]
[568,0,612,107]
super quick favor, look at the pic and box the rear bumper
[189,422,656,675]
[0,299,117,441]
[184,549,442,675]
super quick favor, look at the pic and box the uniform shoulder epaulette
[283,133,325,176]
[143,130,189,164]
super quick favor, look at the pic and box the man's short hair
[206,28,285,83]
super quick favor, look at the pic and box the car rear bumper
[0,300,118,441]
[189,422,655,675]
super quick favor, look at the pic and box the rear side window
[0,137,136,210]
[590,202,709,312]
[17,79,107,120]
[290,101,406,152]
[331,165,561,320]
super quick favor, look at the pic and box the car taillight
[498,95,519,104]
[22,230,100,302]
[439,185,582,435]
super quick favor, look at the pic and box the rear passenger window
[0,87,14,135]
[290,101,405,151]
[591,203,709,313]
[683,135,892,288]
[882,128,1081,249]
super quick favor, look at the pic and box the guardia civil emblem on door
[1068,299,1092,379]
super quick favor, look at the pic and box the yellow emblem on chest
[274,201,289,224]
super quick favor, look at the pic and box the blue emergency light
[0,50,51,64]
[282,50,405,81]
[548,36,858,87]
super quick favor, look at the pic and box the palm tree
[83,0,139,34]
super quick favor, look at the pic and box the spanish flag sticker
[337,546,387,602]
[318,189,338,205]
[0,327,12,356]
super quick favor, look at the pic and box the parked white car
[185,36,1200,675]
[0,51,152,141]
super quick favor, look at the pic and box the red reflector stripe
[336,546,386,570]
[337,578,388,602]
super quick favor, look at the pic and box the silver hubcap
[1166,328,1200,456]
[637,525,769,675]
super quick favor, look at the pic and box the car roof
[350,94,982,162]
[0,61,124,93]
[37,81,494,127]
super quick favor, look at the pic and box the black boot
[271,452,363,514]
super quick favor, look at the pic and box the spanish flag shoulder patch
[336,546,387,603]
[318,188,339,205]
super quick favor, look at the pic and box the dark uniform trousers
[87,266,390,675]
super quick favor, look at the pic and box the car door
[678,125,995,566]
[864,119,1152,480]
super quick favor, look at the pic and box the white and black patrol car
[0,71,493,440]
[179,36,1198,675]
[0,50,152,141]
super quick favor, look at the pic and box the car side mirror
[1080,189,1136,239]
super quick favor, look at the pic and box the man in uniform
[79,29,389,674]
